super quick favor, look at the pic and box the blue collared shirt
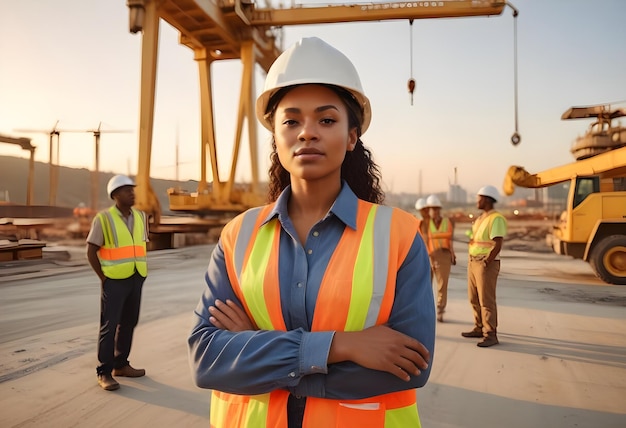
[188,183,435,399]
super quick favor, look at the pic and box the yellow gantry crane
[0,134,36,205]
[126,0,517,227]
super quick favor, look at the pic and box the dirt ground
[1,216,625,428]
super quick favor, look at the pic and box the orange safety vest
[426,217,452,253]
[97,206,147,279]
[215,200,422,428]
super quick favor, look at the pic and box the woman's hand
[329,325,430,381]
[208,299,256,332]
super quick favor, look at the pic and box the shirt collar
[261,181,359,230]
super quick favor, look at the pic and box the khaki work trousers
[467,258,500,338]
[430,249,453,315]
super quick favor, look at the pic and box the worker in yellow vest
[188,37,435,427]
[87,175,149,391]
[461,185,507,347]
[424,195,456,323]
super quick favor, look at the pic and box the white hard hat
[477,185,500,203]
[107,175,135,199]
[425,194,442,208]
[415,198,426,211]
[255,37,372,134]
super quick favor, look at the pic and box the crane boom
[503,147,626,196]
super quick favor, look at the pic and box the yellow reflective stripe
[245,394,271,428]
[240,219,276,331]
[234,208,263,286]
[98,212,115,247]
[345,205,377,331]
[385,403,421,428]
[369,205,393,327]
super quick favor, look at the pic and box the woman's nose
[298,118,319,141]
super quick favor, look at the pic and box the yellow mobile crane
[504,105,626,285]
[126,0,517,247]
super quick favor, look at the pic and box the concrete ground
[0,235,625,427]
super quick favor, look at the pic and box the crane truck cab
[504,104,626,285]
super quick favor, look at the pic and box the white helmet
[107,175,135,199]
[255,37,372,134]
[415,198,426,211]
[477,185,500,203]
[425,194,442,208]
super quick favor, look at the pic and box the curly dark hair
[265,84,385,204]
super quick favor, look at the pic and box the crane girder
[129,0,512,225]
[249,1,507,26]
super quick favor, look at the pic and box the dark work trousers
[97,271,145,375]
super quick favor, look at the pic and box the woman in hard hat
[424,194,456,323]
[188,37,435,427]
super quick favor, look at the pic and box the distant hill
[0,155,196,215]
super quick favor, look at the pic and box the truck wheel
[589,235,626,285]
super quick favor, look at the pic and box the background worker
[462,185,507,348]
[86,175,149,391]
[414,197,430,240]
[424,194,456,322]
[188,37,435,427]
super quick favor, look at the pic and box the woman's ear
[347,128,358,151]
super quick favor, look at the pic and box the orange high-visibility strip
[303,390,416,428]
[264,390,289,428]
[376,209,417,325]
[98,245,146,261]
[222,206,273,327]
[221,212,248,300]
[311,202,371,331]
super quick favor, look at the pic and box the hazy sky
[1,0,625,197]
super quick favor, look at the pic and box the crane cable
[408,19,416,106]
[509,3,521,145]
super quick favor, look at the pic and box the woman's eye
[282,119,298,126]
[320,118,336,125]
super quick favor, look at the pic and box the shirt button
[307,249,313,255]
[312,231,319,237]
[297,282,303,288]
[288,372,296,378]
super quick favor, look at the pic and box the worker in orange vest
[188,37,435,427]
[424,194,456,322]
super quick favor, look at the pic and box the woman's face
[272,84,358,183]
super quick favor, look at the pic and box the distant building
[447,184,466,205]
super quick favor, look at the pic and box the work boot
[113,365,146,377]
[461,329,483,338]
[477,336,499,347]
[97,373,120,391]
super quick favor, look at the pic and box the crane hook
[408,78,416,105]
